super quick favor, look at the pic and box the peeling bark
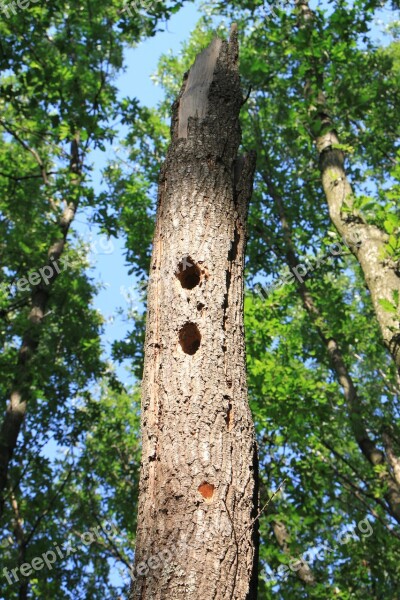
[130,28,259,600]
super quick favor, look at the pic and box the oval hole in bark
[198,482,215,502]
[179,322,201,355]
[176,257,201,290]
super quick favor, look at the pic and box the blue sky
[119,2,202,106]
[77,0,395,387]
[79,1,205,385]
[71,3,206,587]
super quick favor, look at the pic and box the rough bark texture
[297,0,400,372]
[318,133,400,370]
[129,28,259,600]
[0,137,81,517]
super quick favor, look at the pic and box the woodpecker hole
[176,257,201,290]
[198,482,215,502]
[179,322,201,355]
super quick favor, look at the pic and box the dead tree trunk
[129,27,259,600]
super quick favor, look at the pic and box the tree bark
[129,27,259,600]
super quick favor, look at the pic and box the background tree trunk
[129,27,259,600]
[296,0,400,372]
[0,137,81,517]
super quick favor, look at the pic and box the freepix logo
[264,516,373,585]
[0,235,113,299]
[0,255,72,298]
[2,521,120,585]
[0,0,41,18]
[254,231,362,299]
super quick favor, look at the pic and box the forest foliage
[0,0,399,598]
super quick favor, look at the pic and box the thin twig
[238,478,287,544]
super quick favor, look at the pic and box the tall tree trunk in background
[256,155,400,523]
[130,27,259,600]
[0,136,81,517]
[296,0,400,372]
